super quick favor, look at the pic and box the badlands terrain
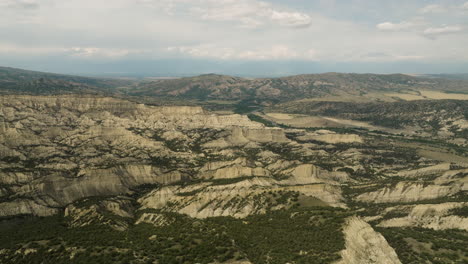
[0,66,467,264]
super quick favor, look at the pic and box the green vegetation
[234,99,263,114]
[448,206,468,217]
[209,176,258,186]
[247,113,276,127]
[0,207,350,264]
[378,227,468,264]
[0,66,133,95]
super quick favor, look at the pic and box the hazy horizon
[3,63,468,79]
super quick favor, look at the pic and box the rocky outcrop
[396,163,452,178]
[135,212,175,227]
[298,130,363,144]
[64,198,133,231]
[139,177,345,218]
[356,170,467,203]
[0,95,272,217]
[336,217,401,264]
[0,199,58,217]
[379,202,468,231]
[281,164,351,185]
[203,126,289,148]
[0,95,352,219]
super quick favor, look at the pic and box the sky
[0,0,467,76]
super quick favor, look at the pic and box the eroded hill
[0,94,467,263]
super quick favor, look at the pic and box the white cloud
[65,47,133,58]
[423,25,463,36]
[376,17,427,32]
[463,2,468,9]
[419,4,446,14]
[168,44,300,60]
[359,52,424,62]
[187,0,312,28]
[138,0,312,28]
[377,21,415,31]
[269,11,311,28]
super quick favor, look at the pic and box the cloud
[187,0,312,28]
[419,4,446,14]
[269,10,312,28]
[376,21,415,31]
[376,17,427,32]
[423,25,463,36]
[168,44,300,60]
[463,2,468,9]
[65,47,133,58]
[360,52,424,62]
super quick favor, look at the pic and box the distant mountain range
[1,66,467,102]
[129,73,468,102]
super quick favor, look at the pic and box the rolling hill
[129,72,468,102]
[0,66,134,95]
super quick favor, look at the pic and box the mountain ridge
[2,66,468,102]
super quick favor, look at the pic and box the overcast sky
[1,0,467,76]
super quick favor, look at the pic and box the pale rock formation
[0,199,58,217]
[396,163,452,178]
[265,159,298,172]
[379,202,468,231]
[336,217,402,264]
[356,172,467,203]
[281,164,351,185]
[138,177,345,218]
[135,212,175,227]
[0,95,347,219]
[64,198,133,231]
[298,130,363,144]
[199,158,270,179]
